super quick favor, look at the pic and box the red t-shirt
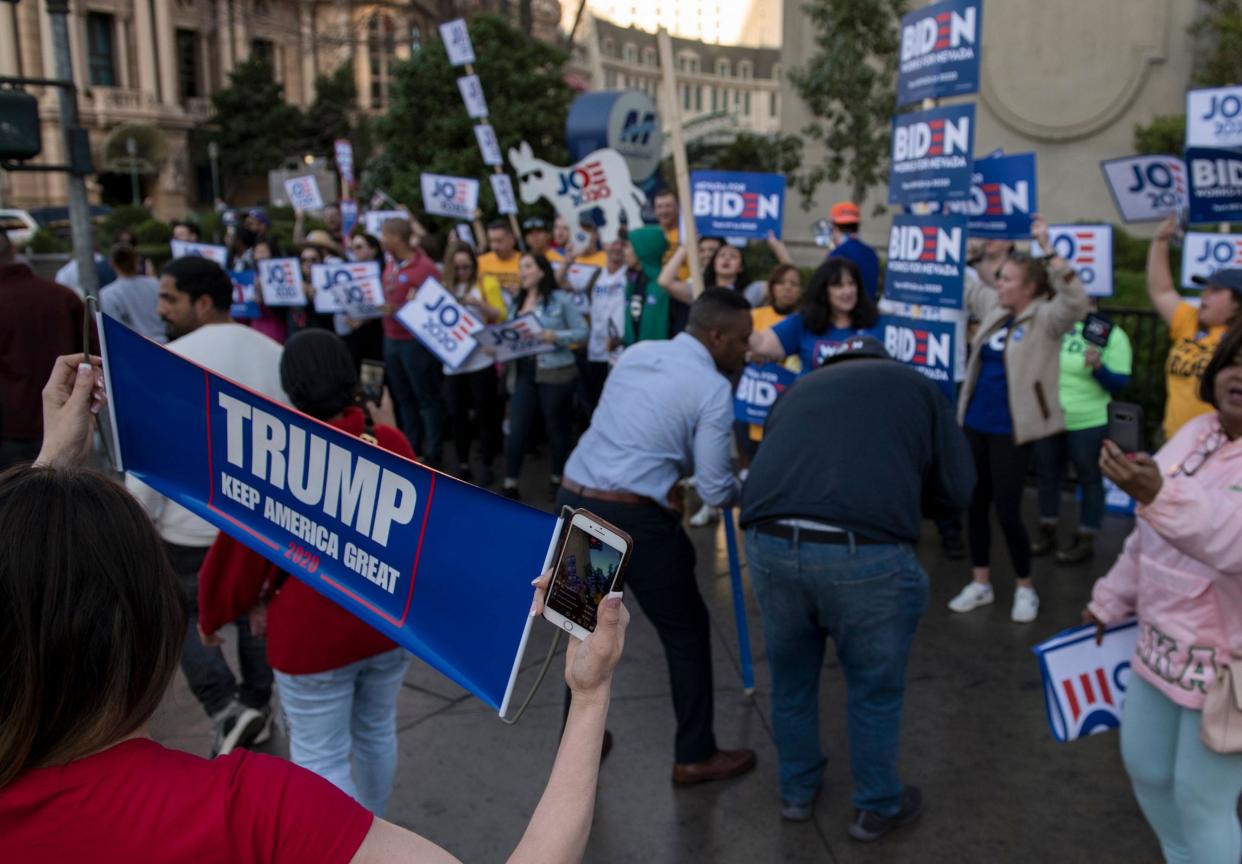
[198,408,415,675]
[0,738,373,863]
[382,251,440,340]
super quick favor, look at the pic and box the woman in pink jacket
[1085,325,1242,864]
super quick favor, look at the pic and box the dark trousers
[343,320,384,371]
[445,365,502,467]
[1033,425,1108,532]
[384,337,445,463]
[555,487,717,763]
[167,541,273,718]
[965,428,1033,578]
[505,360,577,481]
[585,360,612,411]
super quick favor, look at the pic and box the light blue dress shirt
[563,332,739,508]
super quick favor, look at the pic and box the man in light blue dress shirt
[558,288,757,785]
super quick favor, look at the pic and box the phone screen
[359,361,385,404]
[547,523,624,632]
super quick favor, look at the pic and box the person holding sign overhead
[946,216,1089,623]
[1083,325,1242,864]
[1147,212,1242,441]
[501,254,588,499]
[379,217,444,465]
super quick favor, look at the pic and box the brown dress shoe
[672,748,757,785]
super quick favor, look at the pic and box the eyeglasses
[301,256,320,264]
[1173,429,1226,477]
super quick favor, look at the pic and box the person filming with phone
[556,288,758,786]
[1082,325,1242,864]
[1,354,632,864]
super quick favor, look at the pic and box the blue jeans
[745,529,928,814]
[1121,673,1242,864]
[384,337,445,463]
[275,647,411,816]
[1034,424,1108,531]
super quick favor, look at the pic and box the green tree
[1133,114,1186,156]
[788,0,907,209]
[203,58,303,196]
[302,64,371,166]
[365,14,573,216]
[696,132,804,175]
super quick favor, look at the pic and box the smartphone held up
[543,510,632,640]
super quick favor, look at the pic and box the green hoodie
[624,226,671,345]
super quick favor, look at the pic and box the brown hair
[1199,323,1242,406]
[0,467,185,787]
[764,263,800,305]
[1005,251,1054,300]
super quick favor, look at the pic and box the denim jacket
[511,290,589,370]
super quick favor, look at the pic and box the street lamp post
[207,140,220,205]
[126,136,139,205]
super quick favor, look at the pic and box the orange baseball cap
[830,201,861,224]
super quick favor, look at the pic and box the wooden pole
[464,62,526,252]
[656,27,703,299]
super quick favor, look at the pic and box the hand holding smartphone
[359,360,385,405]
[543,509,633,640]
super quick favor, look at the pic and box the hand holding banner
[421,173,481,220]
[690,171,785,240]
[457,75,489,119]
[1033,225,1114,298]
[439,19,476,67]
[1100,155,1187,223]
[1032,619,1138,742]
[477,314,556,362]
[258,258,306,307]
[170,239,228,264]
[284,175,325,211]
[395,278,485,370]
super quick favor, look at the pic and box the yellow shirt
[746,306,802,442]
[477,251,521,299]
[663,226,690,281]
[574,250,609,268]
[1164,301,1226,440]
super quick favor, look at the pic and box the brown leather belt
[560,478,663,510]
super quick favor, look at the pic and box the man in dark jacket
[0,231,92,466]
[740,335,974,838]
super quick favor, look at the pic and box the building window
[251,38,274,68]
[682,84,690,110]
[716,58,730,77]
[176,29,199,100]
[772,62,782,81]
[743,91,751,115]
[642,46,655,66]
[623,43,637,64]
[711,87,717,111]
[602,37,615,57]
[738,59,753,79]
[368,14,396,109]
[410,25,422,53]
[769,91,778,117]
[679,53,699,74]
[86,12,117,86]
[694,85,702,112]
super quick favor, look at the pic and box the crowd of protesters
[1,182,1241,864]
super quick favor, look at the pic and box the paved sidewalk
[149,481,1160,862]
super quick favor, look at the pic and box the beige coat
[957,264,1090,445]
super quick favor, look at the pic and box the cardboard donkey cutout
[508,141,647,252]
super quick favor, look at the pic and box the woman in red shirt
[0,354,629,863]
[198,330,411,815]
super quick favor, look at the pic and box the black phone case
[1107,402,1145,454]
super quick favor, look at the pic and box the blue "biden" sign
[896,0,982,106]
[690,171,786,240]
[889,104,975,206]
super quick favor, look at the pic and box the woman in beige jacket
[947,216,1090,623]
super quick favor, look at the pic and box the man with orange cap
[827,201,879,301]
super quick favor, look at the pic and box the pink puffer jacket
[1089,412,1242,710]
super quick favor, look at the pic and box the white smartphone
[543,509,633,640]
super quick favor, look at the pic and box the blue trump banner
[883,213,967,309]
[1186,147,1242,223]
[1033,620,1138,742]
[896,0,981,106]
[690,171,785,240]
[943,153,1037,239]
[889,104,975,206]
[733,363,798,425]
[880,314,956,400]
[98,315,557,712]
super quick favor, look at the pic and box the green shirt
[1058,320,1133,431]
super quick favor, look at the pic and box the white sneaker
[689,503,719,527]
[1011,586,1040,623]
[948,581,994,613]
